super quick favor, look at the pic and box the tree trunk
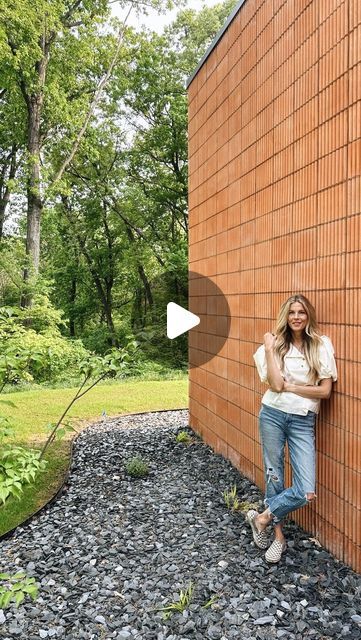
[104,298,118,347]
[61,196,118,347]
[125,225,154,324]
[20,96,44,309]
[138,264,153,304]
[24,96,43,279]
[69,277,77,337]
[105,278,118,347]
[131,287,143,330]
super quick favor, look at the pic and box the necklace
[293,340,304,354]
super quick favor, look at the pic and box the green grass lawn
[0,376,188,536]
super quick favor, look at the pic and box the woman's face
[287,301,308,333]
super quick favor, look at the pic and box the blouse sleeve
[318,335,338,381]
[253,344,268,383]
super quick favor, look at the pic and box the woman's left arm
[283,378,333,399]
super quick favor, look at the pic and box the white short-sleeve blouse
[253,335,337,415]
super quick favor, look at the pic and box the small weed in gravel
[223,484,241,511]
[158,582,195,620]
[175,430,192,444]
[125,456,149,478]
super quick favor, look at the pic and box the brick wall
[187,0,361,572]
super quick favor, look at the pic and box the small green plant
[238,500,260,512]
[158,582,194,620]
[176,430,192,444]
[202,593,219,608]
[125,456,149,478]
[39,344,139,460]
[0,423,48,505]
[0,571,38,609]
[223,484,241,511]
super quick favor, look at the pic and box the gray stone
[253,616,275,625]
[78,593,89,604]
[0,410,360,640]
[8,627,23,636]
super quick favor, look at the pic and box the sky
[111,0,221,33]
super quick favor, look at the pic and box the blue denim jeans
[259,403,317,524]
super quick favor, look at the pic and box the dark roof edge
[186,0,246,89]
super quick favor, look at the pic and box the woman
[247,294,337,563]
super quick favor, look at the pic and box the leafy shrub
[125,456,149,478]
[0,444,47,504]
[0,307,89,385]
[18,293,67,333]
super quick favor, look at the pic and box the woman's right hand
[264,332,276,352]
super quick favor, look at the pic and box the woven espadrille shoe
[245,510,269,550]
[265,539,287,563]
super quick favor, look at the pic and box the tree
[1,0,238,365]
[0,1,114,280]
[38,0,238,358]
[0,0,176,295]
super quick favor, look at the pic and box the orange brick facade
[187,0,361,572]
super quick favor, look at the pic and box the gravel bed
[1,409,361,640]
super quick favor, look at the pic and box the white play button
[167,302,200,339]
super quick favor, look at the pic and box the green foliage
[165,0,238,76]
[0,306,89,386]
[78,341,140,380]
[19,293,67,333]
[45,419,75,442]
[175,430,192,444]
[223,485,241,512]
[0,239,28,304]
[0,312,49,509]
[0,572,38,609]
[202,593,220,609]
[39,340,142,458]
[238,500,260,512]
[223,490,260,513]
[0,419,47,506]
[0,0,239,377]
[125,456,149,478]
[0,445,47,505]
[158,582,194,619]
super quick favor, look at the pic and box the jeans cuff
[264,498,281,524]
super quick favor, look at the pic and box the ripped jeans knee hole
[267,467,280,482]
[305,492,317,502]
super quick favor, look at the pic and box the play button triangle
[167,302,200,339]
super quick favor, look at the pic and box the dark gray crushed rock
[1,409,361,640]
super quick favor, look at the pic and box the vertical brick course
[188,0,361,572]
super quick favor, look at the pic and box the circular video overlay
[169,270,231,369]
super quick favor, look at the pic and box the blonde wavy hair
[273,294,322,384]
